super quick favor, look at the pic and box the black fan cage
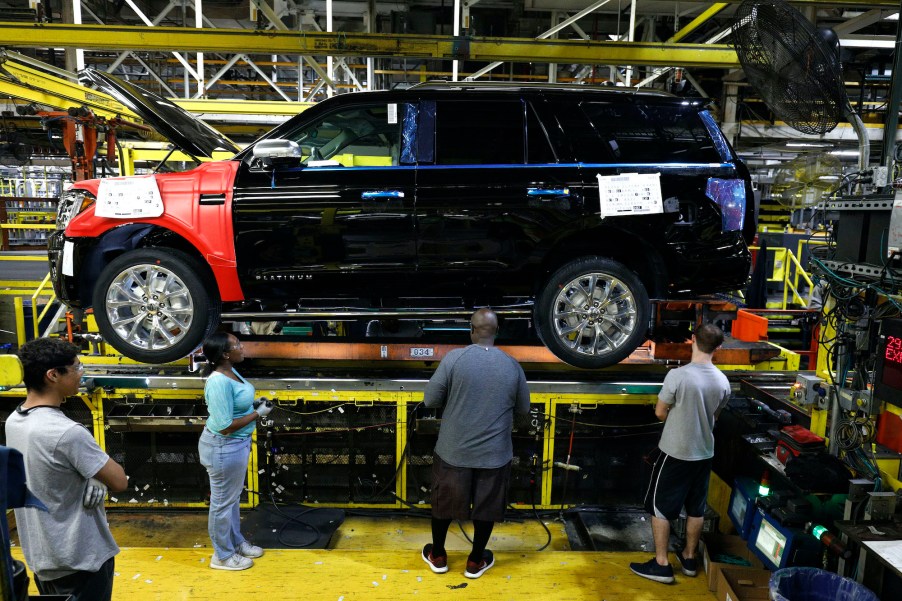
[732,0,847,135]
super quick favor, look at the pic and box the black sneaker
[676,551,697,576]
[629,558,675,584]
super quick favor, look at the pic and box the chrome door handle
[361,190,406,200]
[527,188,570,197]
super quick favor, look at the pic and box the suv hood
[79,68,240,158]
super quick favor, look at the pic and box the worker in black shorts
[630,323,731,584]
[420,308,530,579]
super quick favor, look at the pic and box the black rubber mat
[241,504,346,550]
[563,509,656,552]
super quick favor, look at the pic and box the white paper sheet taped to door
[95,175,164,218]
[596,172,663,218]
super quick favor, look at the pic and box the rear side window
[526,103,558,164]
[549,100,614,163]
[579,101,723,164]
[435,100,524,165]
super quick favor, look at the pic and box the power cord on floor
[242,488,328,548]
[263,492,325,549]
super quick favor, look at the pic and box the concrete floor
[11,510,719,600]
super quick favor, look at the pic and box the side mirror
[252,139,303,168]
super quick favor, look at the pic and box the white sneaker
[210,554,254,571]
[238,541,264,558]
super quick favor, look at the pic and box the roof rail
[407,80,676,96]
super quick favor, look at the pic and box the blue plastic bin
[770,567,878,601]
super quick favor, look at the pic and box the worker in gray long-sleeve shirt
[420,308,530,579]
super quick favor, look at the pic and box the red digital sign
[887,335,902,364]
[879,334,902,399]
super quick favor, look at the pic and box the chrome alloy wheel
[104,263,195,351]
[550,272,638,357]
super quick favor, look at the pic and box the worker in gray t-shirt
[630,324,731,585]
[5,338,127,601]
[420,308,530,579]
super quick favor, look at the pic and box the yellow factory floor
[11,511,718,600]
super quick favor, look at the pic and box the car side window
[526,103,558,164]
[434,100,524,165]
[285,103,403,167]
[579,100,722,164]
[550,100,616,163]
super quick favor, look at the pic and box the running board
[222,304,534,320]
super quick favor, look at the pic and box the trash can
[770,567,879,601]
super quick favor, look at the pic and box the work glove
[253,398,273,418]
[83,477,107,508]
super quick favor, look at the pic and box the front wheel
[536,257,650,369]
[92,248,221,364]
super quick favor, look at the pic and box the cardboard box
[716,567,772,601]
[701,533,766,592]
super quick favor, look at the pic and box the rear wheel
[536,257,650,369]
[92,248,221,364]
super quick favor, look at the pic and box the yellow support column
[13,296,25,347]
[809,406,829,438]
[248,429,260,508]
[120,145,136,177]
[90,392,106,453]
[396,396,409,509]
[817,296,836,381]
[540,398,555,508]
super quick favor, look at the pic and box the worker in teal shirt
[199,332,272,571]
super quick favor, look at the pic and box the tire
[92,248,221,364]
[536,257,650,369]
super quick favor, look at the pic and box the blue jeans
[199,428,250,560]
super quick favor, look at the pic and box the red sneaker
[465,550,494,579]
[421,544,448,574]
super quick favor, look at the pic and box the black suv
[50,73,755,368]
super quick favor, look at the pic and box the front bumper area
[48,230,90,307]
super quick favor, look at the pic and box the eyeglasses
[55,363,84,374]
[230,343,243,351]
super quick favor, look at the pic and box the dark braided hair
[201,332,232,377]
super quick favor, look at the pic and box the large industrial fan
[772,152,842,209]
[732,0,869,171]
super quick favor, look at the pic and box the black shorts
[430,454,511,522]
[643,450,712,521]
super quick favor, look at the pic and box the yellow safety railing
[747,237,829,310]
[750,245,811,310]
[31,272,58,339]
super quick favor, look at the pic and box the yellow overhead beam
[0,22,740,68]
[120,144,235,163]
[173,98,313,116]
[0,57,141,121]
